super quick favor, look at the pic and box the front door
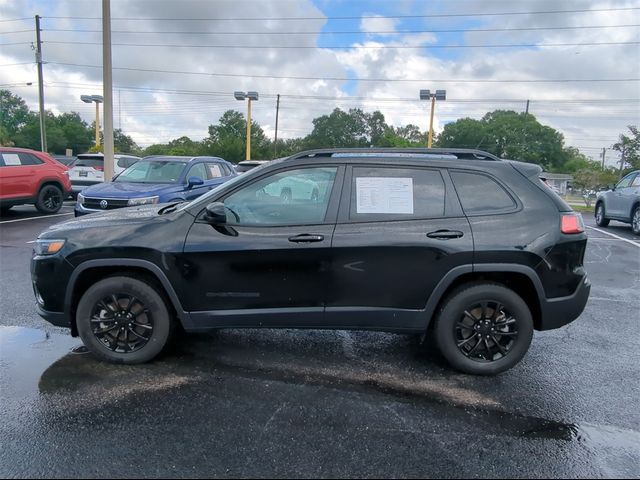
[326,165,474,330]
[182,165,343,329]
[609,172,638,218]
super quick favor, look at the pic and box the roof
[287,148,502,162]
[142,155,225,162]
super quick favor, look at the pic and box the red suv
[0,147,72,214]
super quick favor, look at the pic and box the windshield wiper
[158,201,184,215]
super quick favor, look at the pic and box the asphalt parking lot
[1,204,639,478]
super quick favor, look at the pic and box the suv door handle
[288,234,325,243]
[427,230,464,240]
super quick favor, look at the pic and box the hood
[42,204,168,236]
[81,182,177,198]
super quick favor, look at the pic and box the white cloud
[360,14,399,36]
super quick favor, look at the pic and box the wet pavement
[0,207,639,478]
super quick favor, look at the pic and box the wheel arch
[424,264,545,331]
[65,259,189,336]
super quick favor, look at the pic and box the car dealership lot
[1,207,639,478]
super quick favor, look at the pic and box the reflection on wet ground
[2,325,639,478]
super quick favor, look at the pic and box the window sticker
[356,177,414,214]
[2,154,21,166]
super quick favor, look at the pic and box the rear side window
[206,163,224,179]
[0,152,43,166]
[19,153,44,165]
[117,157,138,169]
[73,157,103,168]
[451,171,517,215]
[349,166,446,221]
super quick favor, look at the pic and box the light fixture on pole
[81,94,104,147]
[234,91,259,160]
[419,89,446,148]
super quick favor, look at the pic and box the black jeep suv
[31,148,590,375]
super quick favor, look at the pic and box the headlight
[77,193,84,204]
[34,239,66,256]
[128,196,160,206]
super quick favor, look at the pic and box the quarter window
[349,167,446,221]
[223,167,338,226]
[18,153,44,165]
[451,171,516,214]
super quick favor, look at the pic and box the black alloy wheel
[91,294,154,353]
[434,283,533,375]
[36,185,63,214]
[76,276,173,364]
[455,301,518,362]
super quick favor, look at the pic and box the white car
[68,153,141,196]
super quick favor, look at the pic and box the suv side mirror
[187,176,204,189]
[203,202,226,224]
[609,184,615,191]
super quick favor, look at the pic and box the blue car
[75,155,236,216]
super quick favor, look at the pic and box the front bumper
[35,303,70,328]
[74,202,105,216]
[538,274,591,330]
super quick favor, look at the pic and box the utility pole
[427,96,436,148]
[601,147,606,169]
[274,94,280,158]
[102,0,115,181]
[525,99,530,115]
[118,88,121,131]
[35,15,46,152]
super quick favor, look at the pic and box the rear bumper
[538,274,591,330]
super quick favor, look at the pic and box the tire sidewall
[434,284,534,375]
[632,207,640,235]
[36,184,63,214]
[595,202,609,227]
[76,276,171,364]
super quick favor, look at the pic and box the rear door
[326,164,473,330]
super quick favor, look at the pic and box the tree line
[1,89,637,190]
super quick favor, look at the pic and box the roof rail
[286,147,501,162]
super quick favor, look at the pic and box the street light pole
[420,89,446,148]
[235,91,259,161]
[102,0,115,182]
[94,101,100,146]
[35,15,47,152]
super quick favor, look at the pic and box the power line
[41,6,640,21]
[41,40,640,49]
[0,17,30,23]
[40,23,640,35]
[46,62,640,83]
[0,42,31,46]
[0,29,34,35]
[0,62,33,67]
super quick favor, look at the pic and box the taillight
[93,166,104,171]
[561,213,585,234]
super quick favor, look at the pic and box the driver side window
[223,167,338,226]
[617,174,636,189]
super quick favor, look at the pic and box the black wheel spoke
[495,331,518,337]
[483,338,492,359]
[456,321,475,331]
[463,310,478,322]
[91,314,115,323]
[495,317,517,326]
[111,294,121,311]
[108,331,120,351]
[128,327,149,341]
[94,324,119,335]
[457,333,479,348]
[133,322,152,330]
[491,335,508,356]
[98,301,116,314]
[492,303,503,320]
[125,296,138,314]
[467,337,484,356]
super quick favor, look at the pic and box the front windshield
[115,161,186,184]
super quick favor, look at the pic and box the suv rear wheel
[35,184,63,214]
[76,276,173,364]
[595,202,610,227]
[434,283,534,375]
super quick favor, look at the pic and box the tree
[613,125,640,171]
[0,89,34,143]
[304,108,390,149]
[206,110,269,162]
[435,110,568,170]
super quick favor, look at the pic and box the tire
[76,276,173,364]
[0,206,12,214]
[433,283,534,375]
[595,202,610,227]
[35,184,64,214]
[632,206,640,236]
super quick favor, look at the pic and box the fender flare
[65,258,190,325]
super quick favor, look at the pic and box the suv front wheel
[595,202,610,227]
[434,283,534,375]
[76,276,173,364]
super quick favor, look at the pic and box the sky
[0,0,639,165]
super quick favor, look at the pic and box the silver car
[595,170,640,235]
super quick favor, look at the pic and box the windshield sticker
[356,177,414,214]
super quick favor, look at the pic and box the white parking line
[586,226,640,248]
[0,212,73,224]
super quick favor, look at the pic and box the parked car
[68,153,141,197]
[0,147,71,214]
[595,170,640,235]
[33,148,590,375]
[74,155,236,216]
[51,154,77,166]
[235,160,269,173]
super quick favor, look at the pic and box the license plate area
[79,171,88,177]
